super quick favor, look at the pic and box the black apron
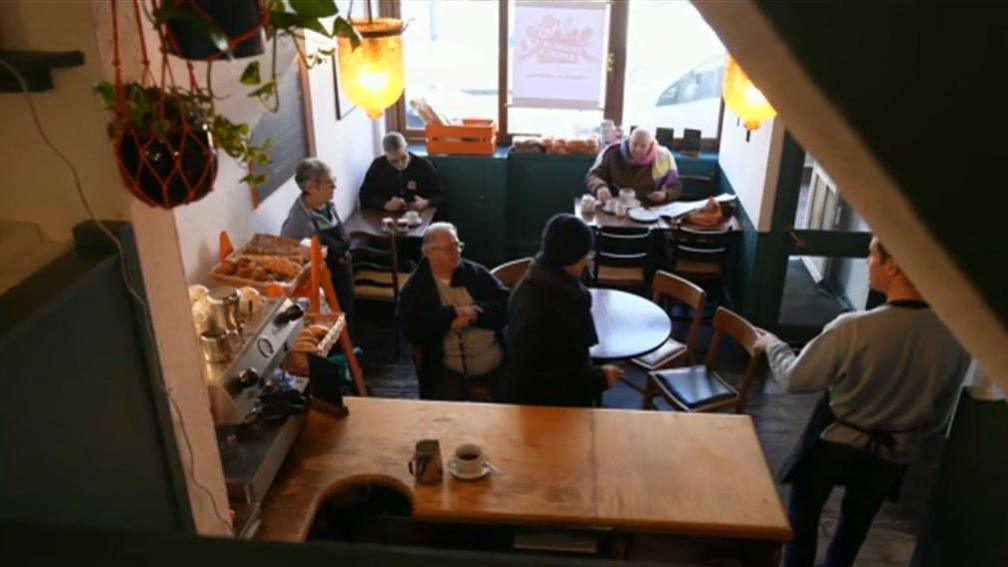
[780,392,909,502]
[309,208,350,272]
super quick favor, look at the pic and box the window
[622,1,726,138]
[399,0,499,129]
[385,0,726,147]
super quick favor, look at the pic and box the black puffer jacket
[397,257,509,398]
[501,257,606,407]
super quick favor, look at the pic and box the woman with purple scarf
[585,127,681,204]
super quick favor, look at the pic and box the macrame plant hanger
[108,0,218,208]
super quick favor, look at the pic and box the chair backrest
[490,257,532,289]
[349,230,406,303]
[706,307,765,406]
[651,270,706,362]
[594,226,653,267]
[672,224,729,254]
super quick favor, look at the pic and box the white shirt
[433,276,503,377]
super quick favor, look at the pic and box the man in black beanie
[500,213,623,407]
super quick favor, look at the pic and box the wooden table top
[589,288,671,361]
[574,196,742,232]
[257,397,791,543]
[343,206,437,239]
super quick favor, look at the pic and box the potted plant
[93,81,272,208]
[154,0,360,105]
[155,0,267,60]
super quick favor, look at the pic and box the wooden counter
[257,397,791,544]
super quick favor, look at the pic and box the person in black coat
[359,131,444,213]
[398,222,509,400]
[501,214,623,407]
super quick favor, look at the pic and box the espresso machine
[202,295,309,538]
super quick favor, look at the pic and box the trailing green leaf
[332,18,361,49]
[290,0,337,19]
[240,61,262,86]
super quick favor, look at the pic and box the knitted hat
[539,213,594,268]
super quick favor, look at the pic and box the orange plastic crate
[425,119,497,156]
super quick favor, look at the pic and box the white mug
[453,443,486,475]
[404,210,421,223]
[618,187,636,204]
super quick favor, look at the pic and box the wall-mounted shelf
[0,50,84,92]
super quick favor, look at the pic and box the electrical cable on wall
[0,54,233,535]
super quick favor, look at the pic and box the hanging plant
[154,0,268,60]
[93,81,272,207]
[153,0,361,110]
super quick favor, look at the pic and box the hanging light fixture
[337,17,405,120]
[723,55,777,139]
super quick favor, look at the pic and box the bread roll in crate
[283,312,346,376]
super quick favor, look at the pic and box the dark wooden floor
[352,302,941,566]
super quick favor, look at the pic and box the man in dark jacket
[502,214,623,407]
[398,222,509,400]
[359,131,444,213]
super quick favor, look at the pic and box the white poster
[512,1,608,110]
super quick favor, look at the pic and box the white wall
[0,1,129,242]
[717,105,784,231]
[833,200,872,309]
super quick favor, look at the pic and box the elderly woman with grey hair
[280,158,355,332]
[359,131,444,213]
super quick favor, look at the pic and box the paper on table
[650,193,737,219]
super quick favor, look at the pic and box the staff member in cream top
[754,237,969,567]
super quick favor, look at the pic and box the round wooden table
[589,288,672,361]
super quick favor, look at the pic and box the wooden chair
[592,227,655,290]
[631,271,707,374]
[349,230,410,305]
[642,306,763,413]
[667,222,730,309]
[490,257,532,289]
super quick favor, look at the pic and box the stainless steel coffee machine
[203,296,309,538]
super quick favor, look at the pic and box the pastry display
[243,234,310,260]
[283,323,339,376]
[214,254,303,283]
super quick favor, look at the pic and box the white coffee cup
[453,443,487,475]
[618,187,636,203]
[404,210,421,224]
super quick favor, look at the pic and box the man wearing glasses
[398,223,510,400]
[359,131,444,214]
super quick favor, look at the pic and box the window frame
[383,0,722,151]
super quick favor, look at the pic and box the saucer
[449,459,491,480]
[628,208,659,223]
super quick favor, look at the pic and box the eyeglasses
[429,241,465,253]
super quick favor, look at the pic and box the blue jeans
[784,441,907,567]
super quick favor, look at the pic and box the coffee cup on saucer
[451,443,488,478]
[618,187,636,204]
[404,210,421,225]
